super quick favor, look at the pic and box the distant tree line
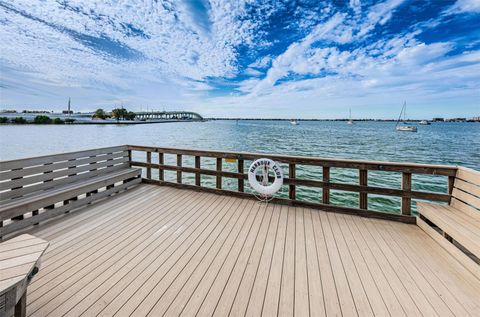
[0,106,137,124]
[0,116,75,124]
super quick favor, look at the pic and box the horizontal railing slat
[131,161,450,202]
[127,145,457,176]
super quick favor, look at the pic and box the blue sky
[0,0,479,118]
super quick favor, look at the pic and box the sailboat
[347,108,354,125]
[290,119,299,125]
[396,101,417,132]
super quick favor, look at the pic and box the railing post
[359,169,368,210]
[216,158,222,189]
[448,175,455,203]
[238,159,244,192]
[146,151,152,179]
[402,172,412,215]
[127,149,132,167]
[159,152,164,181]
[322,167,330,204]
[177,154,182,183]
[195,156,201,186]
[289,163,296,200]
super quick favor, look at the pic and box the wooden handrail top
[127,144,458,176]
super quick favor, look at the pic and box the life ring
[248,158,284,196]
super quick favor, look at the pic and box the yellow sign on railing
[225,158,237,163]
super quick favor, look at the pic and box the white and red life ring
[248,158,284,196]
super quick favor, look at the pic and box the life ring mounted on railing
[248,158,284,198]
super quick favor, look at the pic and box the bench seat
[417,166,480,279]
[417,202,480,259]
[0,146,142,238]
[0,168,141,221]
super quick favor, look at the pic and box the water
[1,121,479,213]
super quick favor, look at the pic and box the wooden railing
[128,145,458,223]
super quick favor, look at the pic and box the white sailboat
[347,108,354,125]
[396,101,417,132]
[290,119,299,125]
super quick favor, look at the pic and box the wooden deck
[19,184,480,316]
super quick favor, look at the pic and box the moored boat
[396,101,417,132]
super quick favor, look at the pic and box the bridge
[134,111,204,121]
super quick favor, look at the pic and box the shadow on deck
[21,184,480,316]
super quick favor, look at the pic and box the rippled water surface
[1,121,479,213]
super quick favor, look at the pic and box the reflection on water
[1,121,479,213]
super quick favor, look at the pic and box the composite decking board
[360,218,440,317]
[146,196,253,316]
[335,214,391,316]
[261,205,288,316]
[25,188,163,289]
[387,220,480,312]
[28,189,212,316]
[370,219,460,317]
[319,211,358,316]
[303,209,327,316]
[113,195,240,317]
[389,222,479,316]
[293,208,310,317]
[210,196,273,317]
[68,191,222,317]
[28,184,153,241]
[46,190,218,317]
[278,206,296,316]
[29,186,160,261]
[227,202,276,317]
[193,200,266,317]
[27,187,178,294]
[243,204,281,317]
[327,212,374,316]
[162,199,257,316]
[32,187,177,271]
[10,184,477,317]
[310,208,342,316]
[81,193,226,316]
[342,214,413,316]
[92,194,234,316]
[179,200,262,316]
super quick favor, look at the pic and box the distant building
[472,116,480,122]
[432,117,444,122]
[62,110,73,114]
[445,118,467,122]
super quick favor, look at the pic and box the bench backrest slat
[0,151,126,181]
[0,154,128,191]
[452,167,480,214]
[0,146,130,201]
[0,163,128,201]
[0,145,127,171]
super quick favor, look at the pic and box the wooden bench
[0,234,49,317]
[417,166,480,279]
[0,146,141,238]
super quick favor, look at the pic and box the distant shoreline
[206,118,479,123]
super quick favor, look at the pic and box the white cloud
[446,0,480,14]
